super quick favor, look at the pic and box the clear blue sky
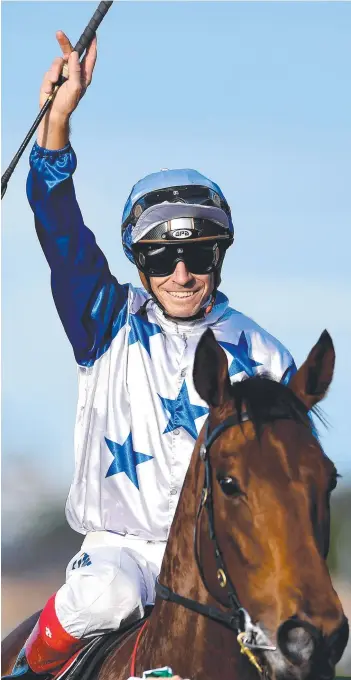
[2,2,351,509]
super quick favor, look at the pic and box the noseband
[156,411,280,677]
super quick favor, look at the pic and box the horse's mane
[229,374,323,439]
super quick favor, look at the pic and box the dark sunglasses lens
[149,247,178,275]
[136,246,175,276]
[183,244,217,273]
[135,243,219,277]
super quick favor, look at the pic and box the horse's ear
[288,330,335,409]
[193,329,231,407]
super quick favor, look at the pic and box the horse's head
[192,329,348,679]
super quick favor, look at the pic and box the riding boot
[5,595,84,679]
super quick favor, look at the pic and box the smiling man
[11,32,297,679]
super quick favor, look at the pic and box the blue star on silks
[128,313,162,356]
[219,331,262,378]
[105,433,153,489]
[159,380,209,440]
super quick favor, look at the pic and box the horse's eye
[218,476,243,497]
[328,473,339,494]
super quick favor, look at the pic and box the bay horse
[2,329,348,680]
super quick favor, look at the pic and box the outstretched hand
[38,30,97,149]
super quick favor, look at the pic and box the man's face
[149,261,215,318]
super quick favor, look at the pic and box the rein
[155,411,289,678]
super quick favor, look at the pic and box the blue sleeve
[27,142,129,367]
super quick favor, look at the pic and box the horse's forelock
[229,374,319,440]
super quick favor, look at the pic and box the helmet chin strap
[137,270,221,321]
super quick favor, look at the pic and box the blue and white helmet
[121,168,234,265]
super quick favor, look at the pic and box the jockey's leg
[8,539,153,678]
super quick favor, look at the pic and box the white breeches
[55,532,166,639]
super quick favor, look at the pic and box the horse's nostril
[327,616,349,664]
[277,618,320,666]
[286,627,315,663]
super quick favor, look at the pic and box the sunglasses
[132,241,224,277]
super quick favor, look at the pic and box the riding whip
[1,0,114,200]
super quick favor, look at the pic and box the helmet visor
[132,241,225,277]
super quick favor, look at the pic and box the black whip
[1,1,114,200]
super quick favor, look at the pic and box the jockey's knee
[55,550,145,638]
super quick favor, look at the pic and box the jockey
[10,32,296,679]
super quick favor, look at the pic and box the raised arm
[27,32,128,367]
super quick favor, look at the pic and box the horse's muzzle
[276,615,349,678]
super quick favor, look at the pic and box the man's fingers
[40,29,96,112]
[66,51,82,90]
[56,30,74,59]
[81,36,97,88]
[42,57,64,94]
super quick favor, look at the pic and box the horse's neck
[158,435,205,600]
[139,443,258,680]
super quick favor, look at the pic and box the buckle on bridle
[199,443,207,461]
[217,568,227,588]
[201,488,208,506]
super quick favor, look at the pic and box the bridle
[156,412,280,676]
[156,411,283,678]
